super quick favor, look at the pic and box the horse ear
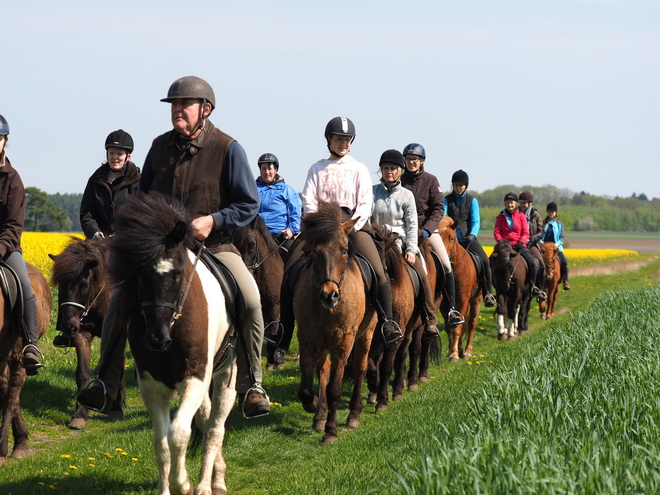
[48,253,57,261]
[451,218,460,231]
[341,217,359,235]
[167,220,189,245]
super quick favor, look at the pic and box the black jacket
[80,161,140,238]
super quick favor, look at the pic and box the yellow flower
[69,465,77,470]
[88,463,96,467]
[132,457,139,462]
[61,454,72,459]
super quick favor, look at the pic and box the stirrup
[22,343,45,372]
[381,319,403,347]
[263,321,283,345]
[242,384,270,419]
[448,308,465,326]
[53,332,73,348]
[85,378,108,413]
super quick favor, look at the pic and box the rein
[60,283,106,322]
[246,232,286,270]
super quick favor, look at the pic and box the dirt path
[572,257,659,277]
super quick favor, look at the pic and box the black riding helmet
[325,116,355,158]
[257,153,279,170]
[0,114,9,137]
[379,149,405,169]
[451,169,469,185]
[402,143,426,160]
[504,192,518,202]
[105,129,134,154]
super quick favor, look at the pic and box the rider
[255,152,301,254]
[542,202,570,290]
[271,117,404,349]
[372,149,439,340]
[0,114,43,375]
[78,76,270,418]
[443,169,496,307]
[401,143,464,334]
[494,192,547,301]
[518,191,546,295]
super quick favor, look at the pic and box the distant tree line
[23,185,660,233]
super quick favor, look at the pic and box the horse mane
[371,223,406,281]
[491,239,513,269]
[109,193,193,281]
[51,237,107,286]
[232,215,280,252]
[301,201,357,258]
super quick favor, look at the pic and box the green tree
[25,187,72,232]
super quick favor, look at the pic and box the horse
[490,239,531,340]
[0,262,51,465]
[437,216,483,362]
[294,201,378,444]
[539,241,562,320]
[230,215,286,370]
[109,193,236,495]
[366,226,424,412]
[49,237,124,429]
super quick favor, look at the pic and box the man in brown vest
[79,76,270,418]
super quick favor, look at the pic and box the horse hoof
[313,420,326,432]
[449,357,459,363]
[540,314,547,320]
[462,354,472,361]
[419,376,429,383]
[519,329,529,335]
[498,333,508,341]
[322,434,338,445]
[266,363,275,371]
[347,418,360,428]
[375,402,388,412]
[367,393,377,405]
[68,418,87,430]
[509,334,517,340]
[302,397,318,414]
[11,446,28,459]
[406,384,418,392]
[108,410,124,422]
[0,457,6,467]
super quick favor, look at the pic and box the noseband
[245,230,286,271]
[60,283,106,323]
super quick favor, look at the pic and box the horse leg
[392,333,410,399]
[375,344,396,412]
[68,331,93,430]
[313,357,330,433]
[462,301,480,360]
[297,345,321,414]
[366,343,382,405]
[138,377,174,495]
[323,353,348,444]
[407,324,422,389]
[348,332,373,423]
[447,323,461,362]
[6,360,29,460]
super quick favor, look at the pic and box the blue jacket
[543,218,565,252]
[444,191,480,241]
[256,175,301,235]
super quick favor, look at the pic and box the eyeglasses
[405,157,422,163]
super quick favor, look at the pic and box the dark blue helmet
[0,115,9,136]
[402,143,426,159]
[257,153,279,170]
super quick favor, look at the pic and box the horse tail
[428,337,441,365]
[188,416,204,457]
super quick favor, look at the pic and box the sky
[3,0,659,200]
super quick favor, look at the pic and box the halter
[141,240,205,326]
[60,283,106,322]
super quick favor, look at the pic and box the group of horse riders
[1,76,569,420]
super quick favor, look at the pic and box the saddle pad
[0,261,23,329]
[198,249,241,326]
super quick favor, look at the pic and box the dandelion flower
[61,454,72,459]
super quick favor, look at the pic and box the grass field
[1,234,659,493]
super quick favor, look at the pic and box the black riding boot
[22,295,43,375]
[444,271,465,326]
[483,267,496,307]
[562,260,571,290]
[376,283,403,348]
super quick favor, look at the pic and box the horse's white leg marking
[497,314,506,335]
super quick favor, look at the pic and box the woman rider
[0,114,43,374]
[494,192,547,301]
[255,152,301,254]
[371,149,439,340]
[444,169,496,307]
[272,117,404,349]
[401,143,464,334]
[542,202,570,290]
[517,191,546,295]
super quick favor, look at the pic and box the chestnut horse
[437,216,483,362]
[231,215,286,370]
[50,237,124,429]
[0,262,51,465]
[294,201,377,444]
[366,227,425,411]
[539,242,562,319]
[110,193,236,495]
[490,239,531,340]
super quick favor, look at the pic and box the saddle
[0,260,24,332]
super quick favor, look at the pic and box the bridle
[59,282,106,324]
[245,230,286,271]
[140,241,205,326]
[313,248,349,292]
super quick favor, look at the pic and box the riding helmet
[105,129,134,153]
[504,192,518,202]
[324,116,356,142]
[546,202,558,212]
[161,76,216,109]
[379,149,405,169]
[519,191,534,202]
[402,143,426,159]
[0,114,9,136]
[451,169,469,185]
[258,153,279,170]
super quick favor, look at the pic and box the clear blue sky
[4,0,659,199]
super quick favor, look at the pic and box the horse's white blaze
[155,258,175,274]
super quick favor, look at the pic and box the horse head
[541,242,559,280]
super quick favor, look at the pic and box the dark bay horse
[540,242,562,320]
[366,227,424,412]
[294,201,377,444]
[110,193,236,495]
[0,262,51,465]
[49,237,124,429]
[437,216,483,362]
[490,239,531,340]
[231,215,286,370]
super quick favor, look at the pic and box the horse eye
[343,249,348,256]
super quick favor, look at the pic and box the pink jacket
[494,209,530,246]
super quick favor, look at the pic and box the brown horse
[437,217,483,362]
[49,237,124,429]
[366,227,424,411]
[0,262,51,465]
[490,239,531,340]
[231,215,286,370]
[294,201,378,444]
[539,242,562,320]
[110,193,236,495]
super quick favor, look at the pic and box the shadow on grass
[1,474,156,494]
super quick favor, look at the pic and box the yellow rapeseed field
[480,245,637,267]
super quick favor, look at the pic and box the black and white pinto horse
[110,193,236,495]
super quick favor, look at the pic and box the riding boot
[22,295,43,376]
[482,268,496,307]
[376,283,403,348]
[444,271,465,327]
[562,261,571,290]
